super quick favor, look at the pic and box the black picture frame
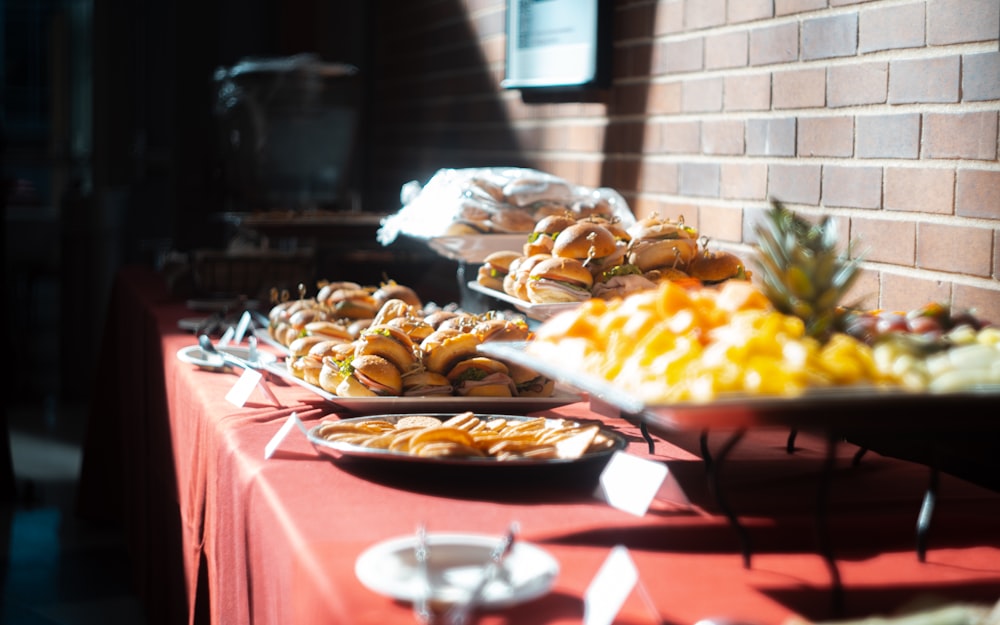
[502,0,612,91]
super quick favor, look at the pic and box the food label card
[595,451,671,516]
[584,545,638,625]
[225,367,265,407]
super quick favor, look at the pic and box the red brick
[640,161,679,194]
[823,166,883,209]
[721,162,769,199]
[655,0,685,35]
[656,38,704,75]
[566,124,605,152]
[773,68,826,109]
[661,120,702,153]
[956,169,1000,219]
[802,13,858,60]
[702,120,745,155]
[963,52,1000,102]
[698,204,745,242]
[729,0,773,23]
[856,114,921,159]
[798,116,854,157]
[954,284,1000,326]
[615,43,654,79]
[747,117,797,156]
[769,164,822,204]
[928,0,1000,45]
[616,3,656,40]
[881,275,952,314]
[648,81,684,114]
[612,83,652,115]
[684,0,727,30]
[888,56,961,104]
[917,222,994,276]
[844,268,880,311]
[859,3,925,53]
[884,168,956,214]
[724,73,771,111]
[827,62,888,107]
[923,112,998,160]
[851,217,916,265]
[749,22,799,66]
[776,0,827,16]
[682,77,724,112]
[705,31,748,69]
[678,162,721,197]
[996,230,1000,280]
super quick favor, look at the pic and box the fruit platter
[482,202,999,433]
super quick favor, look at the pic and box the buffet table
[78,266,1000,625]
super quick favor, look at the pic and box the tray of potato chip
[306,412,626,466]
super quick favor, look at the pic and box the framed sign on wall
[502,0,612,91]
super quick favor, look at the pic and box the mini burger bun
[552,222,618,261]
[687,250,745,283]
[420,329,483,375]
[627,216,698,241]
[446,356,515,397]
[526,257,594,304]
[627,237,699,272]
[353,325,418,372]
[346,354,403,396]
[505,361,556,397]
[476,250,522,291]
[373,282,422,309]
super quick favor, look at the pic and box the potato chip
[395,415,443,429]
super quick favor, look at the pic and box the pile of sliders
[476,212,750,304]
[267,280,555,399]
[314,411,618,460]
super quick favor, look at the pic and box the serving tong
[410,521,520,625]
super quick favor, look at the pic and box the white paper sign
[594,451,669,516]
[225,367,264,407]
[264,412,309,460]
[584,545,638,625]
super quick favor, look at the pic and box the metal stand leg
[916,456,939,563]
[817,435,844,618]
[706,429,751,568]
[852,446,868,467]
[700,430,712,470]
[638,420,655,454]
[787,428,798,454]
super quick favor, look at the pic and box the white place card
[584,545,638,625]
[264,412,309,460]
[594,451,669,516]
[225,367,264,407]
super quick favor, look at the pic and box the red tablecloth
[79,266,1000,625]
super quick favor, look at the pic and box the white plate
[465,281,581,321]
[175,345,277,371]
[355,532,559,608]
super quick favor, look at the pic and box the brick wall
[369,0,1000,322]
